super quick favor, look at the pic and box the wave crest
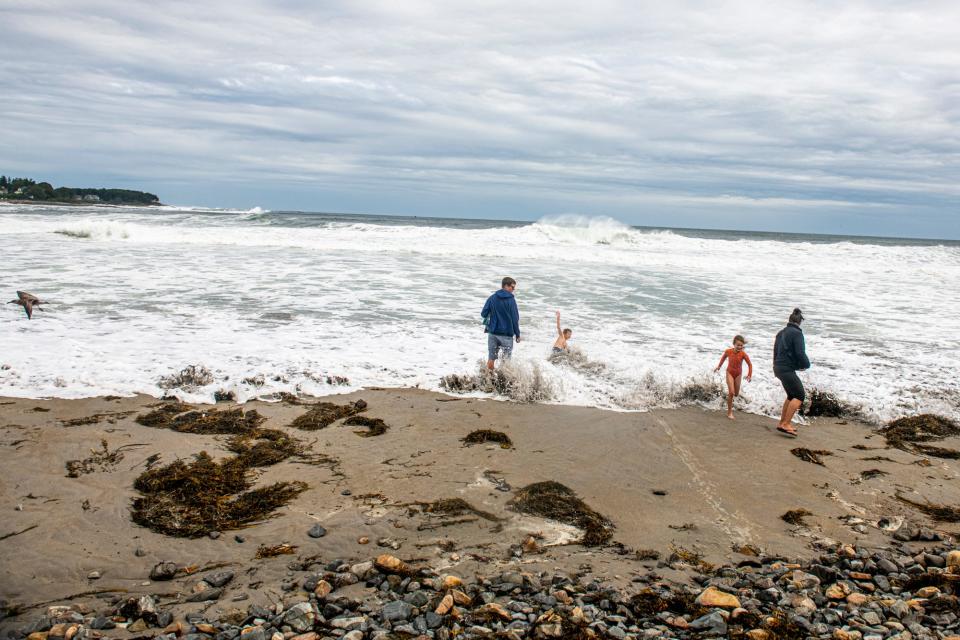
[532,214,640,246]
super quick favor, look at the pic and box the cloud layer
[2,1,958,237]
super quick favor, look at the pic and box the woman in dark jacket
[773,308,810,437]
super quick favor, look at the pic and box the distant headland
[0,175,160,205]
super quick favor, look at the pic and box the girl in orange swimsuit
[714,334,753,420]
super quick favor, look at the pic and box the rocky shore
[5,543,960,640]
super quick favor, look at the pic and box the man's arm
[555,311,563,336]
[512,299,521,339]
[481,296,491,319]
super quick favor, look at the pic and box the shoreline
[1,390,957,614]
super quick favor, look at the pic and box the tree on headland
[0,175,160,205]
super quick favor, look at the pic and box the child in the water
[714,334,753,420]
[552,311,572,353]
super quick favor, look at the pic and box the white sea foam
[1,206,958,423]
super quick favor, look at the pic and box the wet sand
[1,390,957,615]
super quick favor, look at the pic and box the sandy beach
[2,390,957,628]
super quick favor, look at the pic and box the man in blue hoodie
[481,277,521,370]
[773,307,811,437]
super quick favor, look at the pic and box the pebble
[149,561,177,581]
[86,571,101,580]
[307,524,327,538]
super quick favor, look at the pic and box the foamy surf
[1,205,958,424]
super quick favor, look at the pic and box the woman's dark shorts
[775,369,805,402]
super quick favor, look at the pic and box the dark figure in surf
[8,291,46,319]
[773,308,810,437]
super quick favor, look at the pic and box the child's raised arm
[555,310,563,336]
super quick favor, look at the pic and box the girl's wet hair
[733,334,746,345]
[789,308,804,324]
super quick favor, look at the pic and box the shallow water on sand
[1,203,958,422]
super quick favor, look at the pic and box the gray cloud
[1,0,958,237]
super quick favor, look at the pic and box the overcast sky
[1,1,958,238]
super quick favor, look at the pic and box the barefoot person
[714,334,753,420]
[552,310,572,353]
[481,277,521,370]
[773,308,810,437]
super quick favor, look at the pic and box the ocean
[2,202,958,424]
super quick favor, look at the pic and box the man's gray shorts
[487,333,514,361]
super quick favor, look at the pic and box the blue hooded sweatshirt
[773,322,811,373]
[481,289,520,338]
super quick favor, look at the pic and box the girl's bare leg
[725,373,736,419]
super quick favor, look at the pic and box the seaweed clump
[131,451,307,537]
[225,428,306,466]
[790,447,832,466]
[158,365,214,391]
[781,509,813,526]
[801,389,846,417]
[136,402,194,427]
[255,543,298,559]
[630,589,709,619]
[65,439,134,477]
[343,415,389,437]
[895,493,960,523]
[880,414,960,457]
[289,400,366,431]
[911,443,960,459]
[425,498,499,522]
[136,404,267,436]
[462,429,513,448]
[508,481,613,546]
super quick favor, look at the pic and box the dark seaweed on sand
[781,508,813,526]
[790,447,832,466]
[425,498,500,522]
[289,400,366,431]
[801,389,846,418]
[254,543,298,559]
[507,481,613,546]
[911,443,960,459]
[343,415,389,437]
[131,452,307,537]
[859,468,888,480]
[135,404,265,435]
[880,413,960,451]
[462,429,513,448]
[225,428,306,466]
[629,589,710,619]
[135,402,194,427]
[895,493,960,523]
